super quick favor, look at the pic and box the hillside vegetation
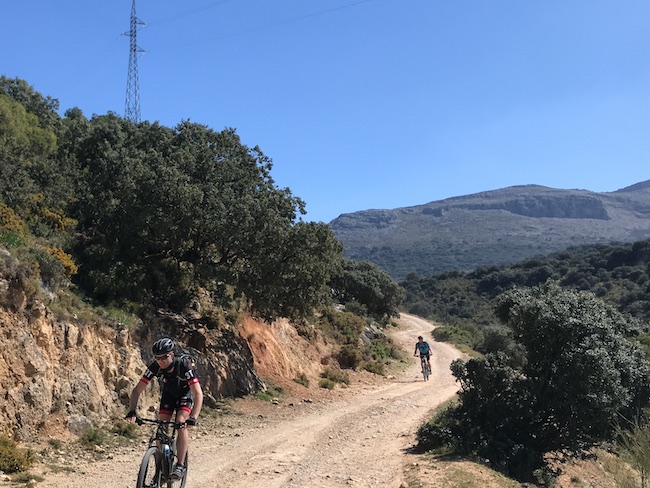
[405,239,650,485]
[401,238,650,348]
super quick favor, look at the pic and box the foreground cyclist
[126,338,203,480]
[413,335,432,374]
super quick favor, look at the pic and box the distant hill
[329,181,650,280]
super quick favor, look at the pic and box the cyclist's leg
[157,392,174,442]
[426,353,431,371]
[174,393,194,466]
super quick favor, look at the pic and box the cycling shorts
[159,389,194,417]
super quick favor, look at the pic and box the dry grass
[400,448,641,488]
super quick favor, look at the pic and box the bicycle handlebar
[135,416,187,430]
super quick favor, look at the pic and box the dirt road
[38,314,462,488]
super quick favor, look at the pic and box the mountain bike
[418,354,431,381]
[135,417,189,488]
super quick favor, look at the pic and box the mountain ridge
[330,180,650,280]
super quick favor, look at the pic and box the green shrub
[294,372,310,387]
[432,325,479,348]
[320,367,349,385]
[35,247,70,289]
[416,402,461,453]
[361,360,386,375]
[112,420,138,439]
[254,385,285,402]
[368,336,404,361]
[318,308,365,345]
[47,439,62,450]
[79,427,105,446]
[337,344,363,369]
[0,230,27,248]
[0,436,33,473]
[319,378,336,389]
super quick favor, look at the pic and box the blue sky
[4,1,650,223]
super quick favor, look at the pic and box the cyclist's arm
[125,379,149,422]
[128,379,148,413]
[188,381,203,422]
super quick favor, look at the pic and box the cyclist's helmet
[152,338,174,355]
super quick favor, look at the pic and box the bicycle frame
[417,354,430,381]
[136,417,187,488]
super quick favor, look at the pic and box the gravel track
[38,314,462,488]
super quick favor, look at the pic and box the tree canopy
[60,114,344,319]
[0,76,393,322]
[330,259,405,323]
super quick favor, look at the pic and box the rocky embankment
[0,274,264,441]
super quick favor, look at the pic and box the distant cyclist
[414,335,432,373]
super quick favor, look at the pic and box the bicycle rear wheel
[137,446,162,488]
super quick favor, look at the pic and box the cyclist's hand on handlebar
[124,411,145,425]
[176,417,197,430]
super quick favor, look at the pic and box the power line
[149,0,379,52]
[145,0,234,28]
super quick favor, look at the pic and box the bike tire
[137,446,162,488]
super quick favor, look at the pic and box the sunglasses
[155,353,171,360]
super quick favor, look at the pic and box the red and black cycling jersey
[140,356,199,397]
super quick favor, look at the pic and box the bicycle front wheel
[137,446,162,488]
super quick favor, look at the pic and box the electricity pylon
[125,0,145,122]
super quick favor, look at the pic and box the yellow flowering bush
[0,203,27,235]
[44,246,78,277]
